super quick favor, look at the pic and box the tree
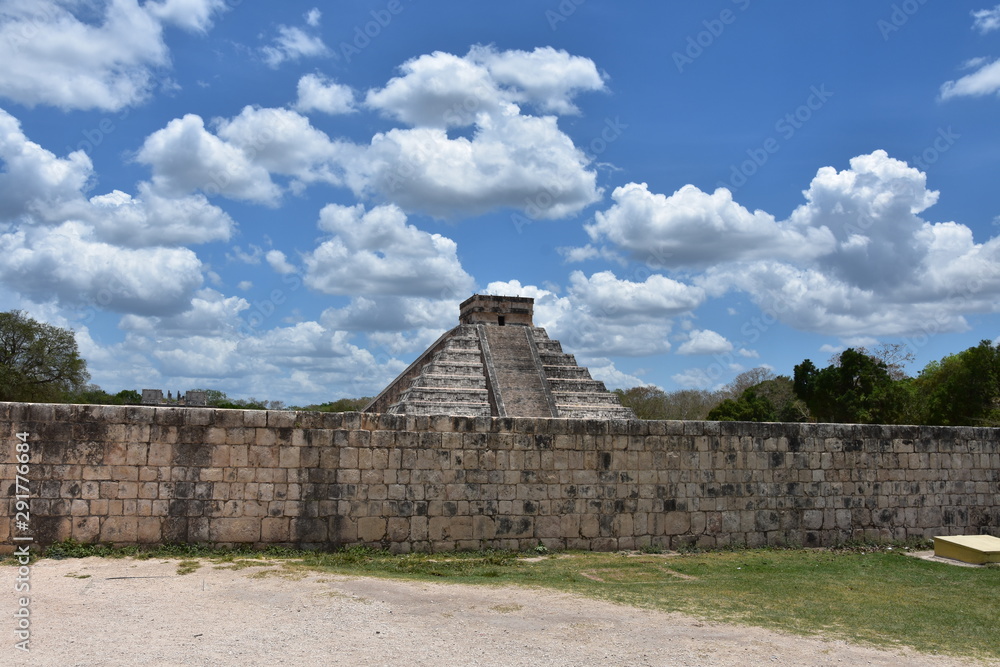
[829,342,915,381]
[708,376,809,423]
[915,340,1000,426]
[708,388,776,422]
[614,386,725,420]
[0,310,90,402]
[793,348,911,424]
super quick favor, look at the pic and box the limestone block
[210,517,261,543]
[72,517,100,542]
[358,517,387,542]
[137,517,161,543]
[100,516,138,542]
[260,516,292,543]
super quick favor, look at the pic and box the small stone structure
[364,295,635,419]
[141,389,207,407]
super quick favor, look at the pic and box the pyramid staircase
[367,322,634,419]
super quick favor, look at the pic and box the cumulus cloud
[265,250,297,275]
[110,289,407,403]
[345,111,600,219]
[303,203,475,297]
[468,45,606,115]
[353,46,604,219]
[135,107,350,202]
[0,108,93,222]
[145,0,228,32]
[214,106,347,191]
[0,0,226,111]
[321,296,457,333]
[88,184,234,247]
[136,113,281,203]
[0,1,168,110]
[294,73,355,114]
[682,151,1000,337]
[0,108,236,317]
[130,47,605,220]
[582,182,836,268]
[365,50,506,127]
[0,221,202,315]
[677,330,733,356]
[567,270,704,319]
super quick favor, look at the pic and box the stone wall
[1,402,998,553]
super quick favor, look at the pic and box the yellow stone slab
[933,535,1000,565]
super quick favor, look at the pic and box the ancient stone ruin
[141,389,207,407]
[364,295,635,419]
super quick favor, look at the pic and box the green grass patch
[18,541,1000,660]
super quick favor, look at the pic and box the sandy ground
[1,557,993,667]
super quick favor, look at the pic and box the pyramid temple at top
[364,295,636,419]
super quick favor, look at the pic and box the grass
[14,540,1000,661]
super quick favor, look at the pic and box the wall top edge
[0,402,998,439]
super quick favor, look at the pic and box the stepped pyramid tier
[363,295,636,419]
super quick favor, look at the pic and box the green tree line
[617,341,1000,426]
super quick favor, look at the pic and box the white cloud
[294,73,355,115]
[87,183,234,247]
[303,203,475,297]
[266,250,297,275]
[262,24,329,68]
[0,108,93,222]
[583,150,1000,339]
[345,111,600,219]
[136,114,281,203]
[145,0,228,33]
[972,4,1000,33]
[678,330,733,356]
[108,289,407,402]
[0,221,202,315]
[468,45,606,115]
[365,50,505,127]
[671,368,725,390]
[584,359,647,390]
[350,46,604,219]
[304,8,322,27]
[0,1,169,111]
[214,106,346,190]
[321,296,457,333]
[567,270,705,319]
[583,181,836,268]
[940,58,1000,100]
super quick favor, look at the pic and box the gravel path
[2,557,991,666]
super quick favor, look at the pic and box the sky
[1,0,999,406]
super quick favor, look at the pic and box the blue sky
[2,0,999,405]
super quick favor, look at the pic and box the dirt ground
[1,557,993,667]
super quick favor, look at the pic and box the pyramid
[364,295,636,419]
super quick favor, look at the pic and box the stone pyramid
[364,295,636,419]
